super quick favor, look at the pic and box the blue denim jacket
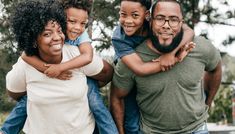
[65,30,91,46]
[112,25,146,60]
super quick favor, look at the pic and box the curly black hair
[10,0,66,56]
[62,0,91,15]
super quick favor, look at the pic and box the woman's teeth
[51,44,61,50]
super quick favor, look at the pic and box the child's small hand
[177,42,196,62]
[152,56,173,72]
[56,70,72,80]
[158,53,177,71]
[44,64,63,78]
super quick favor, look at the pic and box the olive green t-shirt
[113,36,221,134]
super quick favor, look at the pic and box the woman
[6,0,113,133]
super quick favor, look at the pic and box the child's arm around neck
[44,30,94,78]
[113,24,194,76]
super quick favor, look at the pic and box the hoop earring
[33,43,38,48]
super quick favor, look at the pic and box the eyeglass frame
[152,15,184,28]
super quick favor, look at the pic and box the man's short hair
[151,0,184,18]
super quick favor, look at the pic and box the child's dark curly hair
[121,0,152,10]
[62,0,91,15]
[10,0,66,56]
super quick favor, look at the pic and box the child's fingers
[44,70,56,78]
[44,63,52,67]
[152,58,160,62]
[186,42,196,51]
[57,73,72,80]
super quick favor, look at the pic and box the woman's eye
[43,33,51,37]
[58,29,63,34]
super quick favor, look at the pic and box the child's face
[119,1,148,36]
[66,7,88,40]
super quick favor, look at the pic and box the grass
[0,112,8,127]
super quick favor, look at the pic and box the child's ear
[145,10,150,21]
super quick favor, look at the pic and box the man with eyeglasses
[111,0,222,134]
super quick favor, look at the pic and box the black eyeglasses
[153,15,183,27]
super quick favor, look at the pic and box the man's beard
[150,28,183,53]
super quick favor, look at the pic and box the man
[110,0,222,134]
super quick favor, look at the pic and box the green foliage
[208,86,233,123]
[91,0,119,51]
[208,54,235,123]
[0,48,18,112]
[0,112,9,126]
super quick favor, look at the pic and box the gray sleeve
[204,41,221,72]
[112,60,135,92]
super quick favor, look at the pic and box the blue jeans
[0,95,27,134]
[87,78,118,134]
[1,78,118,134]
[192,122,209,134]
[124,88,140,134]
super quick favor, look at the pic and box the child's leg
[0,95,27,134]
[124,88,140,134]
[87,78,118,134]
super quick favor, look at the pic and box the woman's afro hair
[10,0,66,56]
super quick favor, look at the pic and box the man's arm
[204,61,222,107]
[110,83,129,134]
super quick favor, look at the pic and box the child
[111,0,195,133]
[0,0,118,134]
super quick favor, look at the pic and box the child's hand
[56,70,72,80]
[44,64,63,78]
[152,56,173,72]
[177,42,196,62]
[155,53,177,71]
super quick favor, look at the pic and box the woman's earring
[33,43,37,48]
